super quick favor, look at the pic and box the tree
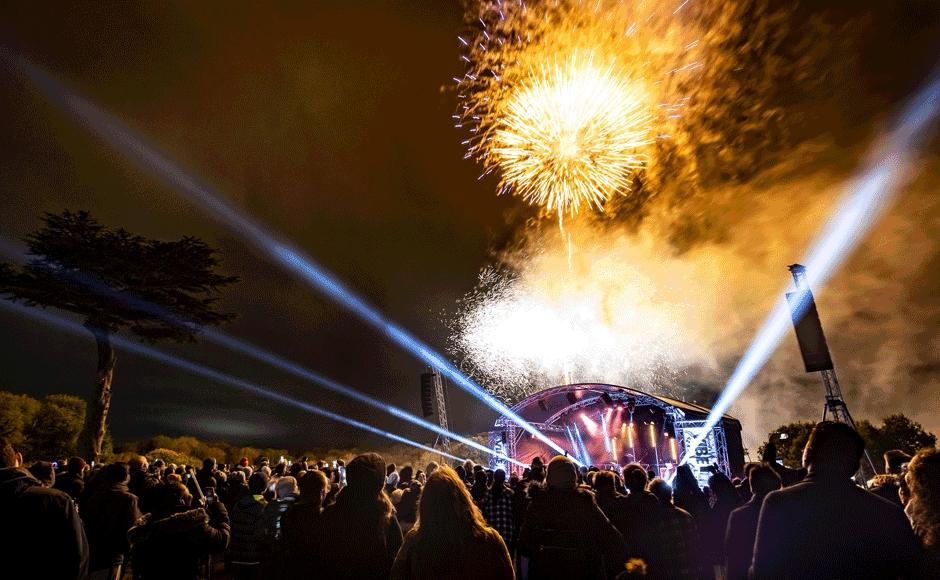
[0,211,237,461]
[856,414,937,471]
[24,394,86,460]
[0,390,41,449]
[757,421,816,468]
[761,414,937,473]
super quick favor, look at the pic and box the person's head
[802,421,865,478]
[493,468,506,488]
[275,476,299,499]
[248,472,269,495]
[386,463,397,476]
[623,464,648,494]
[0,439,22,469]
[545,455,578,490]
[347,453,388,496]
[127,456,148,473]
[426,461,439,478]
[298,469,330,505]
[473,467,488,486]
[273,463,286,477]
[104,461,130,485]
[905,447,940,546]
[157,482,192,515]
[229,470,246,487]
[202,457,217,471]
[708,472,739,505]
[400,465,414,483]
[749,465,782,497]
[884,450,912,475]
[594,470,617,495]
[67,457,87,475]
[455,464,466,480]
[416,466,488,540]
[463,459,475,475]
[28,462,55,487]
[239,457,250,468]
[648,478,673,505]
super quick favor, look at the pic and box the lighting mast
[420,368,451,458]
[786,264,876,480]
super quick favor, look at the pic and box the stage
[489,383,745,486]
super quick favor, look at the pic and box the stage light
[600,410,612,455]
[0,242,523,467]
[627,423,634,449]
[649,423,657,448]
[580,413,598,437]
[2,52,570,462]
[0,300,466,462]
[670,437,678,461]
[680,68,940,465]
[573,422,592,467]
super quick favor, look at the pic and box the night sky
[2,1,939,451]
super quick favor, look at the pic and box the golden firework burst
[492,56,653,217]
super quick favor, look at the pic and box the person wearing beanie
[519,456,625,579]
[313,453,404,580]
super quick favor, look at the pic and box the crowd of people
[1,421,938,579]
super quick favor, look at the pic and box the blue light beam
[0,299,467,463]
[2,51,569,460]
[681,67,940,464]
[0,241,522,466]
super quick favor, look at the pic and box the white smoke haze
[452,152,940,453]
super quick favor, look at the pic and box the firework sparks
[456,0,704,218]
[492,55,653,216]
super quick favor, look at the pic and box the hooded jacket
[129,504,230,580]
[80,480,140,571]
[228,493,266,564]
[0,467,89,580]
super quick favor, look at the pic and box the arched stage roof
[502,382,740,427]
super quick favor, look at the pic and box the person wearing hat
[519,455,625,579]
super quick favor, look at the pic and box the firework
[456,0,703,218]
[492,55,653,216]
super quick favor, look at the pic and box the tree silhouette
[0,211,237,460]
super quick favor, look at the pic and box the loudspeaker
[786,290,834,372]
[420,372,435,417]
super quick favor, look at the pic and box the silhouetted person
[0,438,88,580]
[620,464,668,575]
[315,453,404,580]
[82,461,140,579]
[751,421,922,579]
[227,472,269,580]
[391,466,513,580]
[870,449,911,507]
[129,481,231,579]
[724,465,780,580]
[54,456,87,502]
[481,468,516,554]
[519,455,625,579]
[282,469,329,577]
[905,447,940,578]
[649,477,699,580]
[701,472,740,573]
[673,464,707,521]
